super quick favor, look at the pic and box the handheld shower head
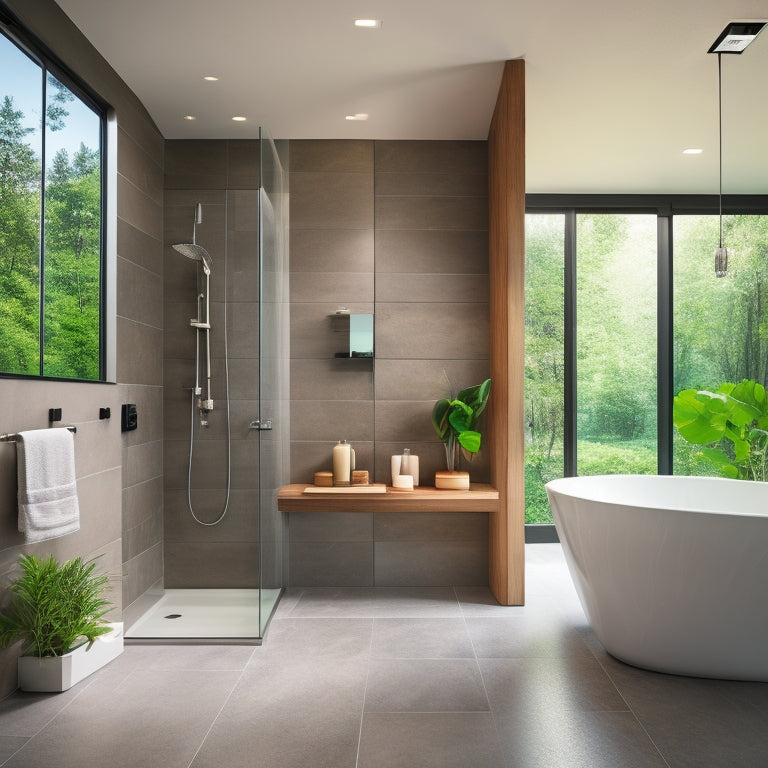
[172,242,212,274]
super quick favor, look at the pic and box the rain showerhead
[173,242,212,274]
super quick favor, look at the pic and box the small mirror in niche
[331,313,374,358]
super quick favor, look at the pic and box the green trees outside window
[525,209,768,525]
[0,29,103,380]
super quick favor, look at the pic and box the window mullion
[38,65,47,377]
[563,210,577,476]
[657,215,673,474]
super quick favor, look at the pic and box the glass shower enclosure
[126,128,289,642]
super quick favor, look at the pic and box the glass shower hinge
[249,419,273,431]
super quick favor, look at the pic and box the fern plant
[0,554,113,657]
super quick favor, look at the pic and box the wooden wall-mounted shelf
[277,484,499,513]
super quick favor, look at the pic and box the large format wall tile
[375,303,490,360]
[291,139,374,172]
[288,139,489,588]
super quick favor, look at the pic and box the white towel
[17,428,80,543]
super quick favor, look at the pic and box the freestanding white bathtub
[546,474,768,681]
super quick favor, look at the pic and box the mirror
[332,313,374,358]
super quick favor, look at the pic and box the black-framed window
[524,195,768,530]
[0,11,107,381]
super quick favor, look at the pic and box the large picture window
[0,22,105,380]
[525,198,768,528]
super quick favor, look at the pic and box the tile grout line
[184,645,260,768]
[354,617,376,768]
[455,586,511,768]
[0,660,136,767]
[587,649,674,768]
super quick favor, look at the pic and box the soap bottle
[333,440,351,486]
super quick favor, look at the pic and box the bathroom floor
[1,544,767,768]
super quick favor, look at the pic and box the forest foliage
[0,72,101,380]
[525,211,768,523]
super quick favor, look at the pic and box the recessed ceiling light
[203,75,219,81]
[232,116,247,122]
[183,115,196,121]
[345,113,369,121]
[683,148,703,154]
[354,19,381,28]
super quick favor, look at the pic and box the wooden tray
[303,483,387,494]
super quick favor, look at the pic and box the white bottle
[333,440,351,486]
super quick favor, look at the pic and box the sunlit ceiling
[54,0,768,193]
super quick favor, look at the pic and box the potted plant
[0,554,123,692]
[432,378,491,489]
[673,378,768,480]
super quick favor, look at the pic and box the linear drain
[164,613,182,619]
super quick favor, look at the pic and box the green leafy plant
[432,378,491,470]
[673,379,768,481]
[0,554,113,657]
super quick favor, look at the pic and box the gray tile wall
[288,139,490,587]
[163,141,263,588]
[0,0,164,696]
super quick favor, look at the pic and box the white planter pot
[17,622,124,693]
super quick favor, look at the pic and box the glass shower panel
[257,126,289,635]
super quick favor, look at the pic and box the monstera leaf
[673,380,768,481]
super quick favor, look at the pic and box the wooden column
[488,59,525,605]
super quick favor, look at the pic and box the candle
[392,474,414,490]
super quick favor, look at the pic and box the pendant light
[708,22,766,277]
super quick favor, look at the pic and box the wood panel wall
[488,59,526,605]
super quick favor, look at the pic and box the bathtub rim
[545,473,768,519]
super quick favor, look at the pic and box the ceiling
[54,0,768,194]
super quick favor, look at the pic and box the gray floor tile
[285,587,377,617]
[370,618,475,659]
[598,659,768,768]
[365,658,489,712]
[3,669,240,768]
[0,681,94,739]
[259,617,373,659]
[240,655,368,715]
[480,657,629,718]
[0,738,27,765]
[467,615,593,659]
[191,707,361,768]
[190,662,363,768]
[358,712,506,768]
[373,587,462,617]
[499,710,668,768]
[117,643,256,670]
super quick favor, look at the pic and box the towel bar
[0,425,77,442]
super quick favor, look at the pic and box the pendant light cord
[717,52,723,248]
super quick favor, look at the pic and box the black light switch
[121,403,138,432]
